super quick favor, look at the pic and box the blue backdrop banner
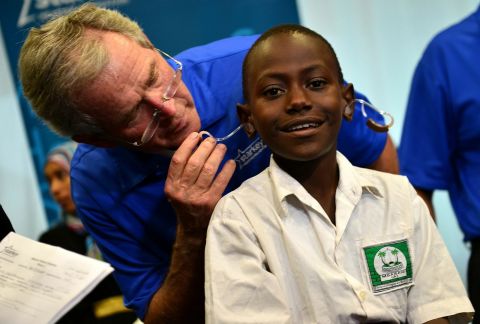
[0,0,299,224]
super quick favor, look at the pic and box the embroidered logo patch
[363,239,413,293]
[235,137,267,169]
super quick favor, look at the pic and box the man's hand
[145,132,236,323]
[165,132,236,235]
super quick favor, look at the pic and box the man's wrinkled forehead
[74,33,140,111]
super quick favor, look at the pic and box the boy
[204,25,474,323]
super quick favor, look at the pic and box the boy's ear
[72,134,116,148]
[236,103,256,138]
[342,83,355,121]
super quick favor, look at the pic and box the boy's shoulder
[225,167,273,200]
[355,165,409,182]
[212,167,277,224]
[337,150,410,189]
[353,164,416,200]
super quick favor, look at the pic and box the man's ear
[236,103,256,138]
[72,134,116,148]
[342,83,355,121]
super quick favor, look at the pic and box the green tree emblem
[379,248,402,270]
[391,248,399,264]
[379,251,387,266]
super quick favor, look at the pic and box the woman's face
[44,160,76,215]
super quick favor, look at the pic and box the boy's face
[240,33,353,163]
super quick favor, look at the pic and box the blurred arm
[416,188,436,221]
[366,135,399,174]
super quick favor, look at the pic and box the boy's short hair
[242,24,344,101]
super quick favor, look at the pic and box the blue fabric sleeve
[70,152,170,320]
[72,184,162,319]
[399,42,454,190]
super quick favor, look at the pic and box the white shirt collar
[268,151,384,219]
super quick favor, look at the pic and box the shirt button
[359,290,367,302]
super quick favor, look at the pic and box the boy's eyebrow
[257,64,328,81]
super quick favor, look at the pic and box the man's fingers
[209,159,236,197]
[180,137,218,185]
[194,143,228,189]
[165,133,236,217]
[167,132,200,181]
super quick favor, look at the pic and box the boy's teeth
[288,123,319,131]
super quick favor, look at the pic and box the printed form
[0,232,113,324]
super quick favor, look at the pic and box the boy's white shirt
[205,152,474,324]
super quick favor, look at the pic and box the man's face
[78,31,201,153]
[242,33,352,163]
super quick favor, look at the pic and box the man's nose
[145,92,176,117]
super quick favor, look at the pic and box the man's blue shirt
[399,6,480,241]
[71,35,387,318]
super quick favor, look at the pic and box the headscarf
[46,141,78,172]
[45,141,84,232]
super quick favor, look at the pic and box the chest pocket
[359,232,414,318]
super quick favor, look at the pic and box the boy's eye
[262,86,285,98]
[308,79,326,89]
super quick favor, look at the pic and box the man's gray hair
[18,3,153,137]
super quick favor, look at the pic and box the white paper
[0,232,114,324]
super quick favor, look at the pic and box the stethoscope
[199,98,394,142]
[346,98,394,133]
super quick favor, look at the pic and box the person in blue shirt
[19,3,398,323]
[399,6,480,321]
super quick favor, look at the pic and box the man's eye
[308,79,326,89]
[263,87,284,98]
[124,104,142,126]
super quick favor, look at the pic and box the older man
[19,3,398,323]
